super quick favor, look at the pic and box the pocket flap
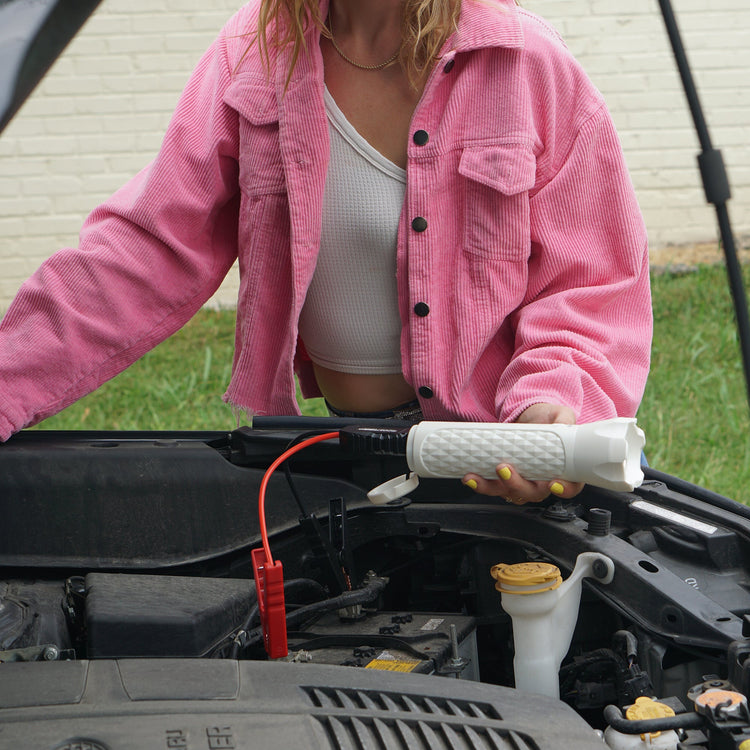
[224,75,279,126]
[458,144,536,195]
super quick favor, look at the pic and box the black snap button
[443,59,455,73]
[418,386,434,399]
[413,129,429,146]
[414,302,430,317]
[412,216,428,232]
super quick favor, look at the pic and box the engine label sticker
[366,652,420,672]
[631,500,718,535]
[420,618,445,631]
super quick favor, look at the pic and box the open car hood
[0,0,103,133]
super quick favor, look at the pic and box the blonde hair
[255,0,461,88]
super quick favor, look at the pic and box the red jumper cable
[252,431,340,658]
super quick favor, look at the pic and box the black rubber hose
[603,704,705,734]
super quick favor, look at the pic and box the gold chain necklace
[327,17,399,71]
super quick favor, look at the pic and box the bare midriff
[312,363,417,412]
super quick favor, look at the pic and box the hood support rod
[657,0,750,414]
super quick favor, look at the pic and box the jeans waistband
[325,399,424,422]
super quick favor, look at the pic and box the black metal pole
[657,0,750,413]
[1,0,106,134]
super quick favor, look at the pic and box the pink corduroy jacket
[0,0,652,441]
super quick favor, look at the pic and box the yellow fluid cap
[739,740,750,750]
[625,696,676,722]
[625,696,676,742]
[490,562,562,594]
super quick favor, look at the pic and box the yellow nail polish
[464,479,478,490]
[550,482,565,496]
[498,467,512,481]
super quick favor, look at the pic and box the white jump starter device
[364,418,645,504]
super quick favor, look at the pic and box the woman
[0,0,652,504]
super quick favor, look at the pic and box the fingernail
[550,482,565,496]
[497,466,512,481]
[464,479,478,491]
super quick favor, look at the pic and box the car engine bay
[2,422,750,749]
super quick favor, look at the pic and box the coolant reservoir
[491,552,614,699]
[603,697,680,750]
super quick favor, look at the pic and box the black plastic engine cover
[0,659,609,749]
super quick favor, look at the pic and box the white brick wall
[1,0,749,310]
[0,0,242,310]
[532,0,750,252]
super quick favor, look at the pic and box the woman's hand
[461,403,585,504]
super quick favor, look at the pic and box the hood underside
[0,0,103,133]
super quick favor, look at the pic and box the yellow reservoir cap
[625,696,676,722]
[625,697,676,742]
[490,562,563,594]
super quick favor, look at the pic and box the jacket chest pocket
[458,145,536,261]
[225,77,285,196]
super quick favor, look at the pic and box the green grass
[32,264,750,502]
[639,264,750,501]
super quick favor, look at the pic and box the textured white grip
[406,418,645,492]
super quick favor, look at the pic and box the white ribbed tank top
[298,87,407,374]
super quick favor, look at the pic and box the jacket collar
[452,0,524,53]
